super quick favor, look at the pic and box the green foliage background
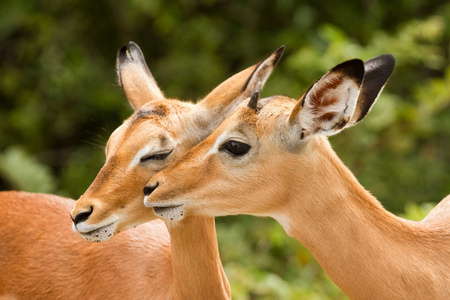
[0,0,449,298]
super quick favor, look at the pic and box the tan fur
[145,59,450,299]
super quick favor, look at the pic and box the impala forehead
[106,99,196,153]
[256,96,295,124]
[206,98,295,155]
[108,118,173,155]
[106,123,127,155]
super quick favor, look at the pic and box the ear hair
[288,58,365,140]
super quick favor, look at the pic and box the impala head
[70,42,284,242]
[143,54,395,220]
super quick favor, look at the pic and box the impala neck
[274,137,438,299]
[168,217,230,300]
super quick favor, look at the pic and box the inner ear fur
[289,59,365,140]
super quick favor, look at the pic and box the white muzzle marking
[72,217,119,243]
[144,196,185,221]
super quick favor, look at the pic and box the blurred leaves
[217,216,348,299]
[0,0,449,299]
[400,202,437,221]
[0,147,55,193]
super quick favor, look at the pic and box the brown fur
[317,111,336,122]
[0,191,174,299]
[309,76,343,107]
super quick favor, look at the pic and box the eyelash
[140,150,172,163]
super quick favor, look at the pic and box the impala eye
[219,140,251,157]
[140,150,172,163]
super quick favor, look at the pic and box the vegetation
[1,0,449,298]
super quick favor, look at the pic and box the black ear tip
[353,54,396,123]
[117,44,129,66]
[128,41,145,62]
[383,54,396,73]
[272,45,285,66]
[128,41,138,48]
[365,54,396,74]
[381,54,395,65]
[127,41,140,54]
[332,59,365,84]
[370,53,395,64]
[117,42,146,67]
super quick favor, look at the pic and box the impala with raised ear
[1,42,283,299]
[144,55,450,299]
[69,42,284,299]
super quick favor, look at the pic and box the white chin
[153,205,185,221]
[79,223,117,243]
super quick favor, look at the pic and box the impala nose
[71,206,94,225]
[143,182,159,196]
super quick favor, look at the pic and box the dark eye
[219,140,251,157]
[140,150,172,163]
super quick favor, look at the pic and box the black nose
[144,182,159,196]
[72,206,93,225]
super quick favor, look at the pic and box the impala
[69,42,284,299]
[143,55,450,299]
[1,42,283,299]
[1,191,174,299]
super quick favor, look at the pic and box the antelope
[143,55,450,299]
[1,42,283,299]
[1,191,174,299]
[68,42,284,299]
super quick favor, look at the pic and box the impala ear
[117,42,165,110]
[345,54,395,127]
[197,46,284,125]
[288,59,364,140]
